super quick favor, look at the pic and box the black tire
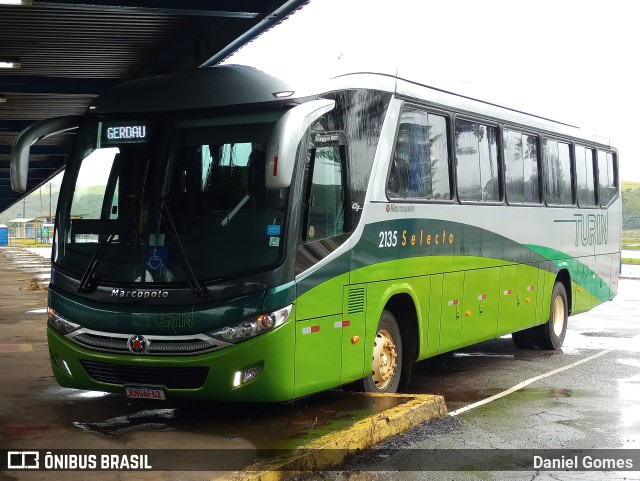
[512,328,538,349]
[536,282,568,350]
[363,310,403,393]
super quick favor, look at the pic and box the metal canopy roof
[0,0,307,214]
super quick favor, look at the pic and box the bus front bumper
[47,320,296,402]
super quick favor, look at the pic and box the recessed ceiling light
[0,57,21,69]
[0,0,33,5]
[0,95,6,103]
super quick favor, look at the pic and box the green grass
[622,181,640,191]
[622,258,640,265]
[623,237,640,250]
[7,239,51,246]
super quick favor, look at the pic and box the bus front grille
[80,360,209,389]
[69,330,231,356]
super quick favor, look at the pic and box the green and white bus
[11,66,621,401]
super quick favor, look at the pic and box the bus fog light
[51,353,72,377]
[242,365,262,383]
[233,364,263,387]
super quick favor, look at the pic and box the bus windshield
[55,111,290,287]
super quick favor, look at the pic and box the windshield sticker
[308,226,315,239]
[269,237,280,247]
[146,247,168,272]
[267,224,281,236]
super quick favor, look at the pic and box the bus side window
[455,119,500,202]
[575,145,597,207]
[504,129,540,204]
[387,108,450,201]
[302,144,347,243]
[597,150,617,207]
[543,139,573,206]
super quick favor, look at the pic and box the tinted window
[455,119,500,202]
[575,145,596,206]
[388,108,450,200]
[58,113,289,284]
[311,90,392,228]
[597,150,617,206]
[543,139,573,205]
[303,145,345,242]
[504,129,540,204]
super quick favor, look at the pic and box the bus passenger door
[293,129,352,397]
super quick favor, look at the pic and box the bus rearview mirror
[265,99,335,189]
[10,115,81,193]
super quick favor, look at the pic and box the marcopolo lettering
[111,288,169,299]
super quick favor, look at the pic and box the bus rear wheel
[537,282,568,350]
[363,310,403,393]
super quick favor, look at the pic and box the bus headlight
[48,307,81,335]
[209,305,292,343]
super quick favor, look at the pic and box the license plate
[124,384,166,400]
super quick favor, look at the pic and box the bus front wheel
[363,310,403,393]
[537,282,568,350]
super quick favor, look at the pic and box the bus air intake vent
[347,287,365,315]
[80,360,208,389]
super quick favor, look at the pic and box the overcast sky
[225,0,639,182]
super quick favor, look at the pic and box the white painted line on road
[449,349,613,417]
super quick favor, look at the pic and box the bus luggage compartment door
[497,264,538,336]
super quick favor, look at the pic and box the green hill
[622,181,640,233]
[0,187,60,224]
[3,179,640,234]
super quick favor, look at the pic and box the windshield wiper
[158,199,208,298]
[77,214,127,294]
[220,193,250,227]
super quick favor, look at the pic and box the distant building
[7,218,45,242]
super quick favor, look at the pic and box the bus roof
[321,71,609,147]
[89,65,296,114]
[90,66,610,148]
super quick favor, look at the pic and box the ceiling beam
[0,145,71,155]
[32,0,265,17]
[0,159,65,170]
[142,0,308,75]
[0,120,40,132]
[0,76,122,95]
[201,0,309,67]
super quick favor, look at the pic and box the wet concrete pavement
[308,278,640,480]
[0,247,427,480]
[2,246,639,480]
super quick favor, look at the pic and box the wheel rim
[371,328,398,390]
[552,294,565,337]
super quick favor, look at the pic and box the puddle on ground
[43,388,410,449]
[27,308,48,314]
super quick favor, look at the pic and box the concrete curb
[222,393,447,481]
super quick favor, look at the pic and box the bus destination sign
[102,123,149,144]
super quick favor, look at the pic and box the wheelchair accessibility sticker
[146,247,168,272]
